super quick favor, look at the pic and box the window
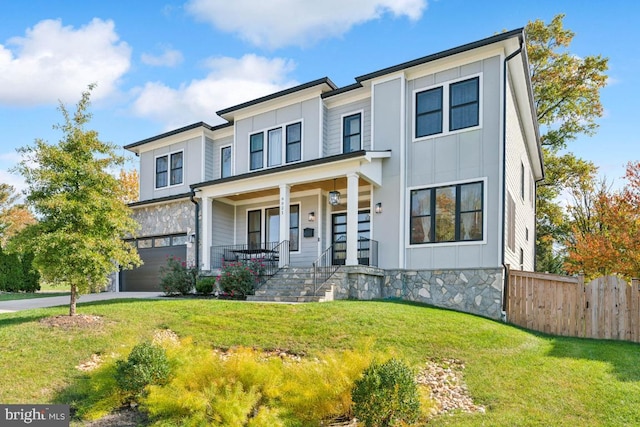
[519,248,524,270]
[249,205,300,251]
[155,151,183,188]
[521,162,525,200]
[247,210,261,249]
[410,181,483,244]
[414,75,480,139]
[155,156,167,188]
[343,113,362,153]
[286,123,301,162]
[250,122,302,170]
[416,87,443,137]
[250,133,263,170]
[450,77,479,131]
[268,128,282,167]
[221,146,232,178]
[507,192,516,252]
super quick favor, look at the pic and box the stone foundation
[331,266,505,320]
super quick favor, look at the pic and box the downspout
[190,190,200,271]
[501,37,524,318]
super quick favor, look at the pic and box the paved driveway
[0,292,164,313]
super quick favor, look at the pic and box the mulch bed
[39,314,104,329]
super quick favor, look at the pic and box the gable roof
[124,121,232,151]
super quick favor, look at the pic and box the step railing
[313,244,340,295]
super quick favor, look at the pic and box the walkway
[0,292,164,313]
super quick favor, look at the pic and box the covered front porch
[193,151,389,274]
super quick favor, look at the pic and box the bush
[158,256,196,296]
[0,247,39,292]
[352,358,421,427]
[20,251,40,292]
[217,260,265,297]
[196,275,216,295]
[115,342,170,397]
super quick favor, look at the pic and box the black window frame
[449,77,480,131]
[249,132,264,170]
[155,156,168,188]
[415,87,443,138]
[410,181,484,244]
[342,113,362,153]
[247,210,261,249]
[170,152,183,186]
[221,146,232,178]
[286,122,302,163]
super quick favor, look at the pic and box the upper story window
[410,180,483,244]
[250,121,302,171]
[250,133,264,171]
[414,75,481,140]
[343,113,362,153]
[155,151,183,188]
[221,146,232,178]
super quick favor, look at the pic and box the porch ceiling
[225,176,367,201]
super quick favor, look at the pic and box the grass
[0,292,69,301]
[0,299,639,426]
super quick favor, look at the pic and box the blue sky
[1,0,637,192]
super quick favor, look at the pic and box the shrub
[115,342,170,397]
[352,358,421,427]
[217,260,265,297]
[20,251,40,292]
[196,275,216,295]
[158,256,196,296]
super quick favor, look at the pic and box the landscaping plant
[115,341,171,397]
[158,256,196,296]
[352,358,421,427]
[217,260,265,297]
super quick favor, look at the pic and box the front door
[331,211,370,265]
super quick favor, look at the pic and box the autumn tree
[118,168,139,204]
[525,14,608,272]
[565,162,640,280]
[14,85,141,315]
[0,183,35,246]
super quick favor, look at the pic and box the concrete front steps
[247,267,335,303]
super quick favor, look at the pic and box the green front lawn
[0,299,638,426]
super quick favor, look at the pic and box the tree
[0,183,35,247]
[565,162,640,280]
[525,14,608,272]
[118,168,139,204]
[14,85,141,315]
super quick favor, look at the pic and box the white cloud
[185,0,427,48]
[0,169,26,194]
[132,54,297,129]
[0,18,131,106]
[141,46,183,67]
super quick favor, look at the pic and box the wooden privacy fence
[506,270,640,343]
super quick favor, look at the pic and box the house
[120,28,543,320]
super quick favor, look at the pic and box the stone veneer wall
[131,199,197,265]
[331,266,505,320]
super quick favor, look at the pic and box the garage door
[120,234,188,292]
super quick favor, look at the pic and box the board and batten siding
[504,80,536,271]
[233,98,321,176]
[324,98,372,156]
[401,56,502,270]
[139,136,201,201]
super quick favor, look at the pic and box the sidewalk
[0,292,164,313]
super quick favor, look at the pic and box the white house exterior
[121,29,543,320]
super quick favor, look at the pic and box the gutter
[190,190,200,271]
[501,35,524,315]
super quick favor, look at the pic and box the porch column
[279,184,290,268]
[346,173,359,266]
[201,196,212,270]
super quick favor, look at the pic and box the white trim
[318,97,324,158]
[399,73,406,268]
[405,177,489,249]
[339,109,364,153]
[200,133,205,182]
[154,149,185,189]
[412,72,484,143]
[247,119,305,172]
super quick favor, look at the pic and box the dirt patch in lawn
[39,314,103,329]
